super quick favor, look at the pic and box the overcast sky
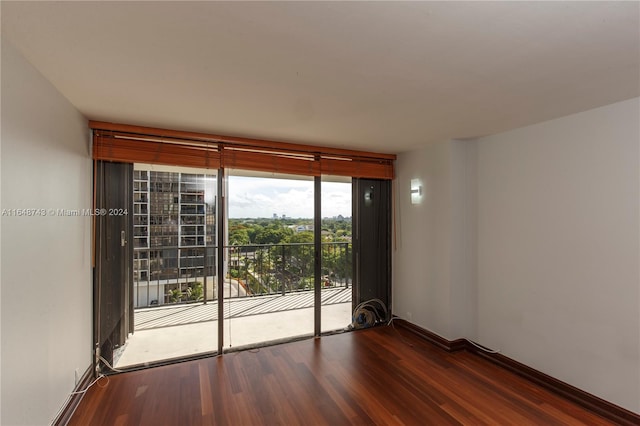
[228,176,351,218]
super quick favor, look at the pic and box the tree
[186,282,203,301]
[229,228,250,245]
[168,288,182,303]
[284,231,314,288]
[255,224,292,245]
[288,231,314,244]
[322,243,352,284]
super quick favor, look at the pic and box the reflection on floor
[116,287,353,367]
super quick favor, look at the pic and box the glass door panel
[321,177,353,332]
[115,164,218,367]
[225,171,314,349]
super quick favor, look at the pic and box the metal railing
[133,242,351,308]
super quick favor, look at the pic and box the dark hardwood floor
[69,326,614,425]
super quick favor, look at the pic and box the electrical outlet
[74,368,80,386]
[406,311,412,320]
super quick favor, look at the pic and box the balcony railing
[133,242,352,309]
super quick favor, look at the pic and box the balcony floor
[115,287,353,368]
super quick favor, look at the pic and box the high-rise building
[133,169,216,307]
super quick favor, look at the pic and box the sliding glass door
[110,164,219,368]
[94,162,390,372]
[98,166,355,369]
[320,177,353,332]
[224,171,315,349]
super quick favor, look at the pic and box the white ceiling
[2,1,639,154]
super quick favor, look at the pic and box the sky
[228,176,351,218]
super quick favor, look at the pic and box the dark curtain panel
[352,178,392,315]
[94,160,134,370]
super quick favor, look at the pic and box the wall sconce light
[410,179,422,204]
[364,186,374,206]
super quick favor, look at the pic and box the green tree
[255,225,292,245]
[322,243,352,283]
[284,231,314,288]
[187,282,203,301]
[229,228,250,245]
[288,231,314,244]
[168,288,182,303]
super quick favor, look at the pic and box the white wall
[449,139,477,339]
[476,98,639,412]
[1,39,92,425]
[394,140,449,338]
[394,138,478,340]
[394,97,640,412]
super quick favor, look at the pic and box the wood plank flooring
[69,326,614,425]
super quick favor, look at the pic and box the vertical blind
[91,121,395,179]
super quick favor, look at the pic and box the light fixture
[410,179,422,204]
[364,186,374,206]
